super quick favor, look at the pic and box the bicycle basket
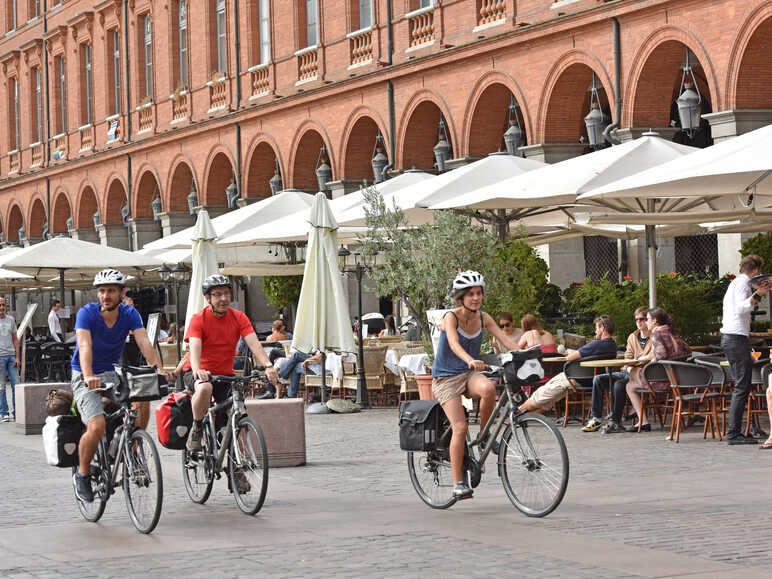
[115,365,167,402]
[501,346,544,386]
[399,400,442,451]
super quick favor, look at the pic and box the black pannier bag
[501,346,544,386]
[42,415,85,467]
[399,400,443,451]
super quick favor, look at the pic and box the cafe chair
[40,342,72,382]
[23,341,42,383]
[636,361,674,431]
[745,359,770,438]
[659,360,720,443]
[560,355,608,427]
[693,355,731,434]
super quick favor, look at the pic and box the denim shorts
[71,370,119,425]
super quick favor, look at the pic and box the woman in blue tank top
[432,270,521,500]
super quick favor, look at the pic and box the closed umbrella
[184,209,219,339]
[292,193,354,413]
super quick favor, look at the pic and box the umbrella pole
[645,200,657,308]
[59,268,65,305]
[320,351,327,405]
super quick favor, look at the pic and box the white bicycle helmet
[202,274,232,295]
[93,268,128,287]
[452,270,485,290]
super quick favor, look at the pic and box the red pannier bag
[155,392,193,450]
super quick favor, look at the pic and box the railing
[209,76,227,111]
[297,47,319,82]
[172,90,188,121]
[51,133,66,161]
[249,65,270,97]
[30,142,42,167]
[349,28,373,66]
[478,0,506,26]
[408,7,435,47]
[8,150,19,173]
[79,125,93,152]
[138,102,153,133]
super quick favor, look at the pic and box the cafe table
[580,358,637,412]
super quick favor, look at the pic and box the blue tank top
[431,311,483,377]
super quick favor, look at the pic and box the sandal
[759,441,772,450]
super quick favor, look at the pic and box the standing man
[0,297,19,422]
[71,269,167,503]
[48,299,63,342]
[722,254,770,445]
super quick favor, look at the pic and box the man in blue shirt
[519,315,617,414]
[71,269,166,503]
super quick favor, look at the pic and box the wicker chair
[342,345,388,405]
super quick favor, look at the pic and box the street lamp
[503,95,523,156]
[584,72,608,148]
[187,184,199,215]
[159,262,190,362]
[371,132,388,184]
[676,48,702,138]
[225,177,239,209]
[66,217,73,236]
[338,245,377,408]
[433,117,451,173]
[315,145,332,193]
[269,158,283,195]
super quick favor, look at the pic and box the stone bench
[16,382,70,435]
[245,398,306,467]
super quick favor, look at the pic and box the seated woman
[266,319,289,342]
[379,315,397,337]
[517,314,558,354]
[492,312,523,353]
[625,307,691,432]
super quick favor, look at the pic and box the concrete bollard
[245,398,306,467]
[16,382,70,435]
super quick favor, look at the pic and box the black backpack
[399,400,443,451]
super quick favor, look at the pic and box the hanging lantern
[315,145,332,192]
[186,184,198,215]
[371,132,388,183]
[584,73,608,148]
[269,158,283,195]
[433,117,451,173]
[503,95,523,156]
[225,178,239,209]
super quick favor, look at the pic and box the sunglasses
[500,322,512,328]
[635,317,647,322]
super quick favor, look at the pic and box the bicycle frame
[93,404,139,498]
[202,378,250,475]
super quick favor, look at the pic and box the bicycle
[181,373,269,515]
[73,372,165,534]
[406,347,569,517]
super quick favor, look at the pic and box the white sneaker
[0,415,9,423]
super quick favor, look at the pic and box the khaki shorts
[528,372,572,411]
[432,371,482,406]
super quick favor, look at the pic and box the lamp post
[433,117,451,173]
[584,72,608,149]
[159,262,190,363]
[315,145,332,193]
[371,132,388,183]
[503,95,523,156]
[338,245,376,409]
[269,158,283,195]
[676,48,702,138]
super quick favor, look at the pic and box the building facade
[0,0,769,290]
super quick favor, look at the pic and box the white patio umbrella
[183,209,219,338]
[335,153,545,238]
[217,170,434,247]
[292,192,354,413]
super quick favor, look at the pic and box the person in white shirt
[721,254,770,445]
[48,300,63,342]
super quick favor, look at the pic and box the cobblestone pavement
[2,408,772,578]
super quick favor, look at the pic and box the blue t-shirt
[578,338,617,359]
[71,302,144,374]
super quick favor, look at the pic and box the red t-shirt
[184,307,254,375]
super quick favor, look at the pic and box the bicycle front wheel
[181,425,215,504]
[123,429,163,534]
[499,412,569,517]
[73,444,108,523]
[407,450,457,509]
[228,417,269,516]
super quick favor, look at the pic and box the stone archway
[168,161,195,212]
[204,152,235,208]
[735,16,772,109]
[401,100,452,171]
[246,141,280,199]
[7,205,23,243]
[51,192,71,235]
[343,116,381,184]
[105,179,127,225]
[135,171,161,218]
[468,83,527,157]
[76,186,100,243]
[291,129,329,191]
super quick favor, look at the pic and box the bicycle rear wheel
[228,417,269,516]
[123,429,163,534]
[73,444,108,522]
[407,450,457,509]
[499,412,569,517]
[181,425,215,504]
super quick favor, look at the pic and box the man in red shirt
[185,274,278,452]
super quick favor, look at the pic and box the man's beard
[101,302,119,312]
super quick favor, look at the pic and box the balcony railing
[478,0,506,26]
[249,65,270,98]
[348,28,373,66]
[208,75,227,111]
[171,90,188,121]
[408,7,435,47]
[30,142,42,167]
[138,102,153,133]
[51,133,67,161]
[8,150,19,173]
[296,46,319,83]
[79,124,93,152]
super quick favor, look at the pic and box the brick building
[0,0,769,298]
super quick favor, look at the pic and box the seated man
[518,315,617,415]
[582,307,652,434]
[274,351,327,398]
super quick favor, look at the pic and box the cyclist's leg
[440,396,467,486]
[190,379,213,421]
[72,371,107,475]
[465,373,496,431]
